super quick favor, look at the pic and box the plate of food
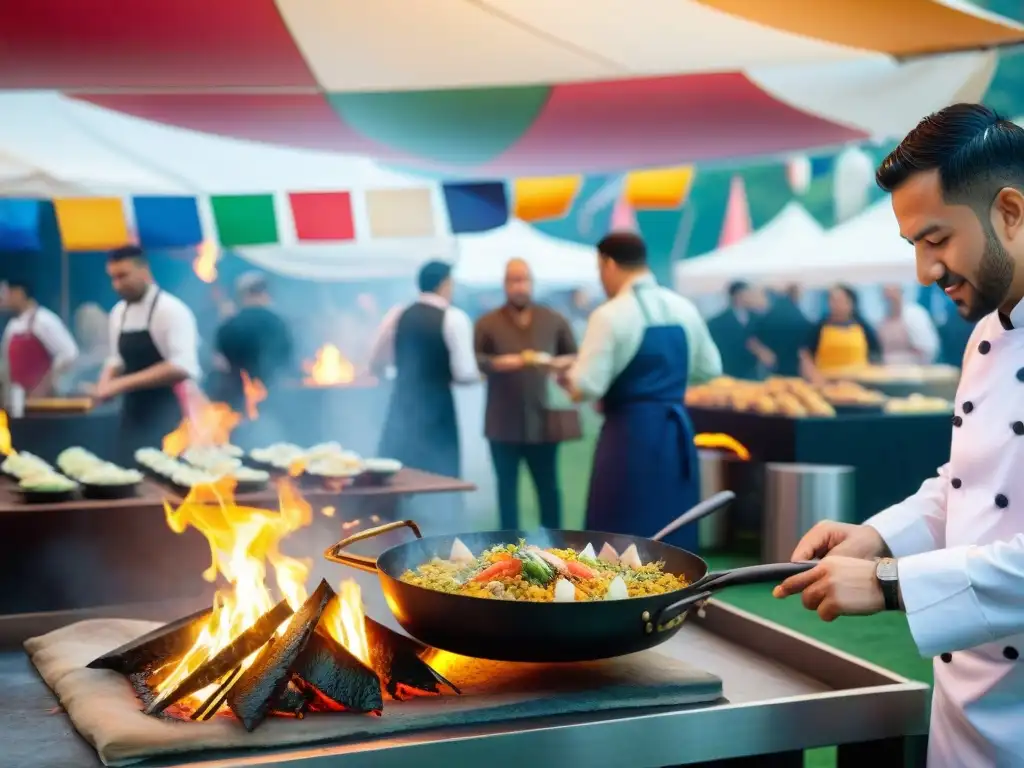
[249,442,305,472]
[356,457,403,486]
[79,464,145,499]
[2,451,54,480]
[17,472,79,504]
[231,466,271,494]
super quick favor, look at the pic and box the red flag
[718,175,752,247]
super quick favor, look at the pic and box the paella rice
[399,538,690,602]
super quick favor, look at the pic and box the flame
[320,580,371,667]
[240,370,267,421]
[303,344,355,387]
[193,240,220,284]
[694,432,750,461]
[152,476,314,710]
[163,401,242,457]
[0,410,11,456]
[321,506,336,518]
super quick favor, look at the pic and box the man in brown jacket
[475,259,580,530]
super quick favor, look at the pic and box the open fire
[87,476,457,731]
[303,344,356,387]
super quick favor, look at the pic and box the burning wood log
[271,680,310,719]
[290,629,382,714]
[86,607,212,676]
[363,616,460,700]
[146,599,293,716]
[227,580,334,732]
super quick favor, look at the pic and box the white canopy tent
[673,202,826,295]
[453,219,601,289]
[807,200,916,287]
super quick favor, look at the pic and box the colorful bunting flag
[610,192,638,232]
[512,176,581,222]
[366,188,436,239]
[0,199,41,251]
[442,181,508,234]
[718,175,752,248]
[210,194,278,246]
[133,195,203,249]
[623,167,696,210]
[54,197,131,252]
[289,192,355,241]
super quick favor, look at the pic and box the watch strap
[876,558,900,611]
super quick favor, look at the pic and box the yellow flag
[624,167,696,210]
[512,176,581,222]
[54,198,131,251]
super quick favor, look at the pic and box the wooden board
[24,397,94,414]
[26,617,722,767]
[0,477,180,514]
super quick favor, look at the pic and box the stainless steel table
[0,588,930,768]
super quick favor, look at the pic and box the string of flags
[0,166,697,253]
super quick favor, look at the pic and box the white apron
[867,308,1024,767]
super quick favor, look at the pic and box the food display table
[0,590,929,768]
[688,408,952,523]
[0,469,474,619]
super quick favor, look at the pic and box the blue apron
[584,284,700,551]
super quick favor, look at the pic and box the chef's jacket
[106,284,200,380]
[569,273,721,400]
[866,303,1024,767]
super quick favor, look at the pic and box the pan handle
[654,561,815,630]
[323,519,423,573]
[650,490,736,542]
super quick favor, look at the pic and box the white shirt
[1,304,79,372]
[106,284,201,380]
[368,293,480,384]
[866,302,1024,766]
[878,302,940,365]
[569,273,722,400]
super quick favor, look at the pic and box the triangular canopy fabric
[454,220,601,288]
[0,0,1017,174]
[674,203,825,295]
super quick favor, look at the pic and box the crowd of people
[705,279,975,383]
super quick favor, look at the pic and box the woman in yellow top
[799,284,881,382]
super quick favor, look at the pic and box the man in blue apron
[559,233,722,550]
[370,261,479,479]
[93,246,201,464]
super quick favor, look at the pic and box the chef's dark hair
[728,281,750,299]
[5,280,32,298]
[108,245,148,265]
[876,103,1024,211]
[418,260,452,294]
[597,232,647,268]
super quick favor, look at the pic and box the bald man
[474,259,580,530]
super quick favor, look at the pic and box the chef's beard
[507,297,531,311]
[941,228,1015,322]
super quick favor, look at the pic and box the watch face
[876,558,898,581]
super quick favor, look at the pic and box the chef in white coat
[773,104,1024,767]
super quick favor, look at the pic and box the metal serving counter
[0,589,929,768]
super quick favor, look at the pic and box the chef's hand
[92,377,125,402]
[491,354,525,372]
[772,557,883,621]
[790,520,887,561]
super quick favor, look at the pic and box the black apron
[377,302,459,477]
[116,290,183,464]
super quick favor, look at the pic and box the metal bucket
[762,463,855,564]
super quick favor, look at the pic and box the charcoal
[227,580,334,732]
[364,616,460,700]
[146,599,293,715]
[270,679,310,718]
[87,607,212,675]
[291,628,382,714]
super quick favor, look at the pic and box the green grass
[513,418,931,767]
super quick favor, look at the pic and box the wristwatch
[875,557,900,611]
